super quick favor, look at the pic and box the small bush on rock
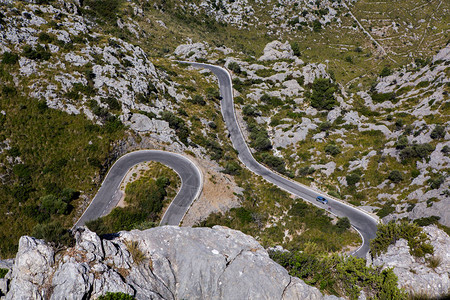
[370,221,433,258]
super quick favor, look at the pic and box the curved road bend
[74,150,202,227]
[185,61,378,258]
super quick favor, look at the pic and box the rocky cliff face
[367,225,450,298]
[0,226,340,300]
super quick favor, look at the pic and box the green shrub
[260,94,283,107]
[206,87,220,101]
[270,251,406,300]
[388,170,403,183]
[428,176,444,190]
[102,97,121,111]
[310,78,338,110]
[2,52,19,65]
[298,166,315,176]
[228,61,241,73]
[234,207,253,224]
[325,143,341,156]
[260,153,286,174]
[38,32,53,43]
[189,95,206,106]
[414,216,440,227]
[160,111,190,145]
[223,161,242,175]
[336,217,350,233]
[242,105,258,117]
[31,221,74,249]
[346,173,361,186]
[395,136,408,149]
[0,268,8,279]
[255,68,276,78]
[370,221,434,258]
[376,201,395,218]
[380,66,392,77]
[400,143,434,161]
[430,125,446,139]
[371,92,396,103]
[22,45,51,61]
[312,19,322,32]
[289,201,309,217]
[98,292,134,300]
[290,41,301,57]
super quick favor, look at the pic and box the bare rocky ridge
[1,227,340,300]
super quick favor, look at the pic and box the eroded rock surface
[3,226,339,300]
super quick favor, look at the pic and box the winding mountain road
[74,150,202,227]
[185,62,379,257]
[75,61,378,258]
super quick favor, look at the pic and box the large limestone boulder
[4,226,339,300]
[259,41,295,61]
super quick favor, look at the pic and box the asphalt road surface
[75,150,202,227]
[185,61,379,258]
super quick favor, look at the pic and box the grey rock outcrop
[368,225,450,298]
[4,226,338,300]
[259,40,295,61]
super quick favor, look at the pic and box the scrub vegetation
[0,69,124,257]
[86,162,180,235]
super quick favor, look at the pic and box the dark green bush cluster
[288,201,351,238]
[86,176,170,235]
[413,216,440,227]
[255,68,277,78]
[260,94,283,108]
[87,100,123,133]
[388,170,403,183]
[31,221,74,249]
[101,97,121,111]
[242,105,258,117]
[380,66,392,77]
[370,221,434,258]
[259,152,288,175]
[430,125,446,139]
[188,95,206,106]
[1,52,19,65]
[22,45,51,61]
[325,143,341,156]
[232,78,262,93]
[346,171,361,186]
[376,201,395,218]
[206,87,220,101]
[290,41,301,57]
[0,268,8,279]
[399,142,434,161]
[428,175,445,190]
[223,161,242,175]
[246,118,272,151]
[309,78,338,110]
[270,251,405,300]
[228,61,241,73]
[298,166,315,176]
[160,111,190,146]
[98,292,134,300]
[371,92,396,103]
